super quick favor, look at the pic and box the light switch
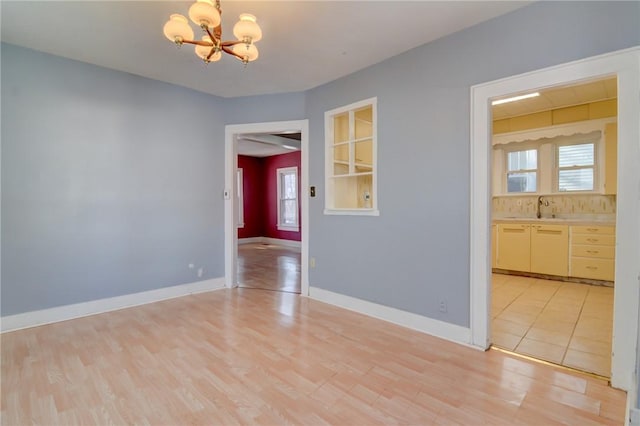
[310,186,316,197]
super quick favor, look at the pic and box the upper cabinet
[325,98,378,215]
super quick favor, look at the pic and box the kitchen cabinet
[530,224,569,276]
[570,225,615,281]
[491,224,497,269]
[496,223,531,272]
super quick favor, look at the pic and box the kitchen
[490,77,617,378]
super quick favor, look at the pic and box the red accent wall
[237,155,265,239]
[237,151,301,241]
[264,151,302,241]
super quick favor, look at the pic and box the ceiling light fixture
[492,92,540,106]
[163,0,261,65]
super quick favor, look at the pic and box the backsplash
[493,194,616,221]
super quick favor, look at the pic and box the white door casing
[224,120,310,296]
[470,47,640,391]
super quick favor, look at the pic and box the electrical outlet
[188,263,194,269]
[310,257,316,268]
[439,299,447,313]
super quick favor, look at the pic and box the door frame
[469,47,640,391]
[224,120,309,296]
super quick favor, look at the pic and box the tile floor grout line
[559,286,589,366]
[512,279,563,353]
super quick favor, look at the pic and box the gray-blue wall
[1,44,227,315]
[306,0,640,327]
[2,1,639,324]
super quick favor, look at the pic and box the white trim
[238,237,264,245]
[470,46,640,392]
[0,277,225,333]
[324,97,378,214]
[276,166,299,231]
[492,117,615,145]
[238,236,301,250]
[309,287,472,347]
[225,120,310,296]
[237,168,244,228]
[323,208,380,216]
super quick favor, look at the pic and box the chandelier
[163,0,262,65]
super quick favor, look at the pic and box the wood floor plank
[2,288,626,425]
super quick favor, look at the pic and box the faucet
[537,195,549,218]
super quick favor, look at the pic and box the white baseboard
[1,277,225,333]
[627,374,639,426]
[238,237,263,245]
[239,236,301,250]
[308,286,471,346]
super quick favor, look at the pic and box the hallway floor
[492,274,613,377]
[237,242,301,293]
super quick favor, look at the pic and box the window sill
[324,208,380,216]
[277,225,299,232]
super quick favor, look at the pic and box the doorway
[224,120,309,296]
[489,76,617,377]
[236,132,302,294]
[470,47,640,392]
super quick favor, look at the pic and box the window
[236,169,244,228]
[324,97,378,215]
[506,149,537,193]
[557,142,595,191]
[277,167,299,232]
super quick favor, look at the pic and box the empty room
[2,1,640,424]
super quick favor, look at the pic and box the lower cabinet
[491,225,497,269]
[530,224,569,276]
[570,225,616,281]
[494,221,614,282]
[495,222,568,276]
[496,224,530,272]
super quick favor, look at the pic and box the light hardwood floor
[1,289,625,425]
[238,242,301,293]
[492,273,613,377]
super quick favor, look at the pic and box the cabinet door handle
[586,266,598,270]
[586,238,599,243]
[587,228,599,232]
[503,228,525,232]
[586,250,599,254]
[538,229,562,234]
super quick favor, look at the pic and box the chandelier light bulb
[188,0,221,29]
[233,14,262,43]
[163,14,194,44]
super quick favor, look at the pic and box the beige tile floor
[492,273,613,377]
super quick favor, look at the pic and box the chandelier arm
[206,47,218,61]
[220,40,245,47]
[203,25,221,45]
[221,45,246,60]
[181,39,215,47]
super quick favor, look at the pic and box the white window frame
[504,147,539,193]
[554,140,597,192]
[324,97,379,216]
[276,166,299,232]
[236,168,244,228]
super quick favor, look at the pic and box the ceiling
[492,76,617,120]
[1,1,530,98]
[237,132,301,157]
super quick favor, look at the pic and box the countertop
[492,217,616,226]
